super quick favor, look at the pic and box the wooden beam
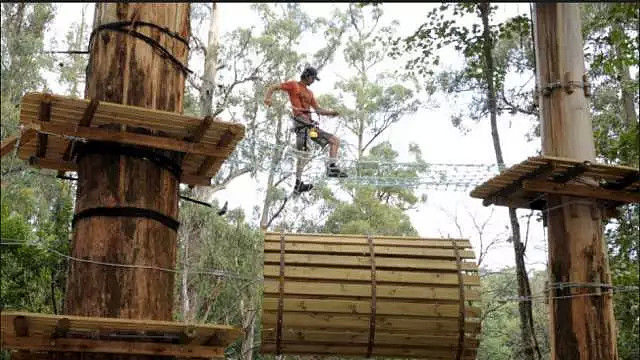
[0,135,18,158]
[14,316,29,337]
[29,157,77,172]
[522,179,640,204]
[186,115,213,143]
[196,130,235,176]
[35,95,52,158]
[31,121,233,158]
[482,162,554,206]
[602,171,640,191]
[52,318,71,339]
[1,335,225,358]
[62,99,100,161]
[550,161,590,183]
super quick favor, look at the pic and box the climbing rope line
[0,238,260,282]
[2,236,637,304]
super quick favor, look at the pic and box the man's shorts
[293,116,332,151]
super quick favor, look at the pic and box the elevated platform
[1,311,242,358]
[470,156,640,210]
[13,93,245,186]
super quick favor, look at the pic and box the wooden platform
[470,155,640,210]
[1,311,243,358]
[12,93,245,186]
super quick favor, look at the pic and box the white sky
[44,3,549,272]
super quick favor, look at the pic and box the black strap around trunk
[72,207,180,231]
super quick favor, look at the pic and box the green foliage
[393,3,536,127]
[477,269,550,360]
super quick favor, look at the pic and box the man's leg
[294,127,313,193]
[315,129,347,178]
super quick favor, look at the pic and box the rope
[1,238,637,303]
[88,21,193,75]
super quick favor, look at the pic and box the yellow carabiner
[309,128,318,138]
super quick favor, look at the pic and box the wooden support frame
[16,92,245,186]
[1,128,38,158]
[1,311,242,359]
[482,163,554,206]
[522,179,640,204]
[471,156,640,210]
[35,95,52,158]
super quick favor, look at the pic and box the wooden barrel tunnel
[261,232,482,359]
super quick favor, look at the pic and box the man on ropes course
[264,66,348,194]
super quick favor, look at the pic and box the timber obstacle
[261,232,481,359]
[0,92,246,358]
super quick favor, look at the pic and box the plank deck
[470,155,639,209]
[1,311,242,358]
[16,93,245,186]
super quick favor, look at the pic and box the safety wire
[3,187,638,308]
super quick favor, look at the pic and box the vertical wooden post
[533,4,618,360]
[63,0,190,344]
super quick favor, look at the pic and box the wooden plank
[261,343,476,359]
[21,93,245,137]
[196,130,235,176]
[262,297,481,318]
[263,253,478,271]
[1,312,241,344]
[550,161,591,182]
[28,157,77,172]
[263,265,480,286]
[0,135,18,158]
[187,115,214,143]
[264,233,473,249]
[482,162,555,206]
[601,171,640,191]
[263,279,481,301]
[263,241,476,259]
[1,335,225,358]
[263,328,479,348]
[29,121,235,158]
[19,98,245,150]
[261,311,480,333]
[522,179,640,204]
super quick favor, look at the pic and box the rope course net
[223,136,502,191]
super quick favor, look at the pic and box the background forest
[1,3,638,360]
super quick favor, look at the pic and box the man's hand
[264,97,272,107]
[327,110,339,117]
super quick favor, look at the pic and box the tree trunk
[200,2,220,118]
[479,3,539,359]
[63,3,190,359]
[240,299,257,360]
[260,116,285,229]
[534,3,618,360]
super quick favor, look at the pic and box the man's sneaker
[294,180,314,194]
[326,164,348,178]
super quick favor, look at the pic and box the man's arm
[263,84,282,107]
[310,96,339,117]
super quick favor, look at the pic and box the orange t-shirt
[280,81,319,119]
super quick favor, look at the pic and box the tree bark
[534,3,618,360]
[200,2,220,118]
[63,3,190,359]
[478,3,539,359]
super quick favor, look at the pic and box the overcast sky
[45,3,548,271]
